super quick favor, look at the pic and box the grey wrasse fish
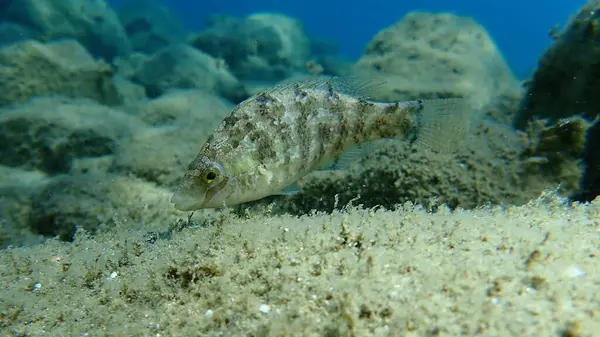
[171,76,471,211]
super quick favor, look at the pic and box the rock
[0,165,48,248]
[113,74,147,106]
[513,1,600,202]
[131,88,233,126]
[133,44,248,102]
[578,122,600,201]
[118,0,186,53]
[0,0,131,60]
[354,12,520,110]
[28,173,184,241]
[0,39,123,107]
[514,2,600,128]
[113,52,150,78]
[0,22,35,47]
[114,90,232,187]
[0,96,144,173]
[518,117,589,199]
[112,126,203,188]
[190,13,310,81]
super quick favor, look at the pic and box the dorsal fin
[262,76,387,100]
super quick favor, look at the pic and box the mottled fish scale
[171,76,470,211]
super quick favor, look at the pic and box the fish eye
[204,171,217,184]
[203,169,218,184]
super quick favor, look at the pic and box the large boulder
[190,13,310,81]
[0,0,131,60]
[513,0,600,202]
[129,88,233,126]
[118,0,186,54]
[0,39,123,107]
[354,12,521,110]
[0,96,144,173]
[133,44,248,102]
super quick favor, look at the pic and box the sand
[1,191,598,336]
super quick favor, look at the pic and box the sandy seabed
[1,192,599,337]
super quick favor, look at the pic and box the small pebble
[259,304,271,314]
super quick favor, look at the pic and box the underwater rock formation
[514,0,600,202]
[190,13,310,81]
[0,96,144,173]
[0,165,48,248]
[132,44,248,102]
[0,0,131,60]
[28,173,182,242]
[0,39,123,107]
[355,11,521,112]
[118,0,186,54]
[129,89,233,127]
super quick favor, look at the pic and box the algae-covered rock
[513,0,600,202]
[0,0,131,60]
[2,192,599,335]
[355,12,520,110]
[112,126,207,188]
[0,96,144,173]
[514,1,600,127]
[519,117,590,199]
[118,0,186,54]
[113,74,148,106]
[190,13,310,81]
[0,39,123,107]
[130,89,233,126]
[113,52,151,79]
[579,122,600,201]
[0,165,48,248]
[28,173,182,241]
[133,44,248,102]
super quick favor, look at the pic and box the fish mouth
[170,190,206,211]
[171,176,234,211]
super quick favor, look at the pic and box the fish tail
[412,98,473,154]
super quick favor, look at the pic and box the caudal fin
[413,98,473,154]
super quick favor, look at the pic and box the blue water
[115,0,583,79]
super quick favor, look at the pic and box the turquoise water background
[108,0,585,79]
